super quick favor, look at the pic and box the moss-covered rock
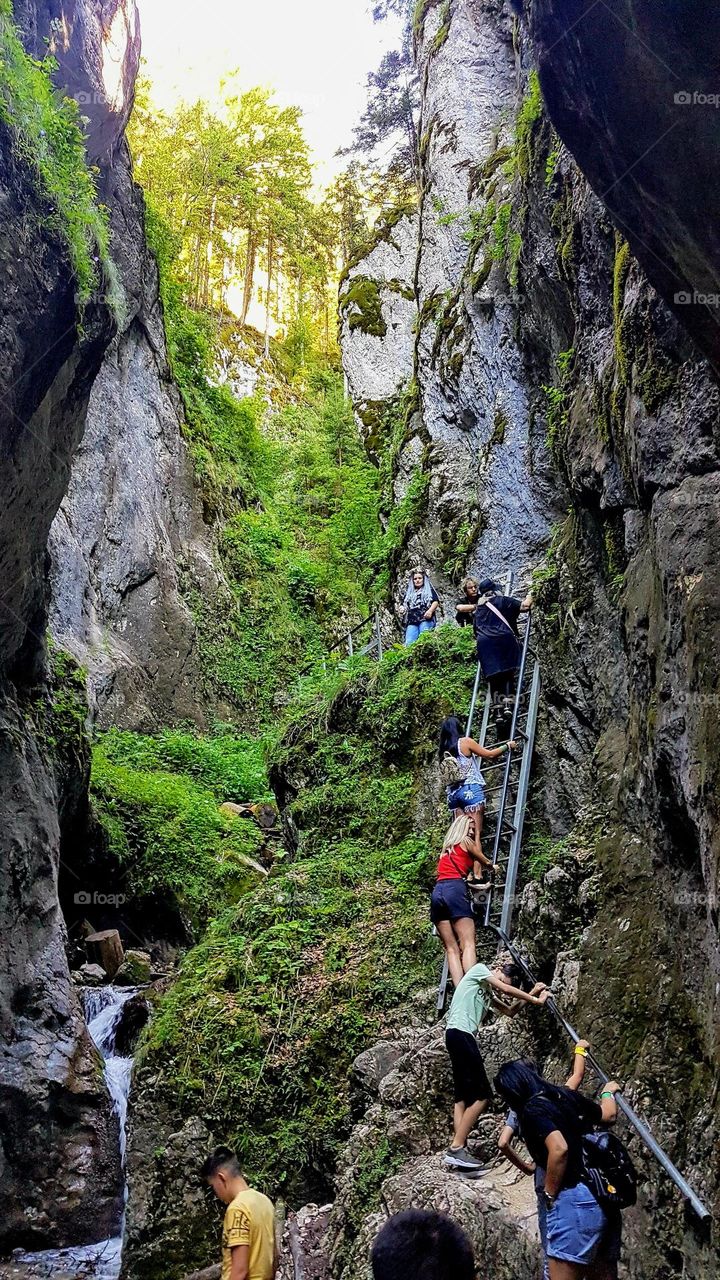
[123,627,478,1279]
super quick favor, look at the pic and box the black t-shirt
[455,596,478,626]
[521,1091,603,1189]
[406,584,439,627]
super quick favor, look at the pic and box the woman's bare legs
[454,915,477,972]
[451,1098,488,1149]
[437,920,464,987]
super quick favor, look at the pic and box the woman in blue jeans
[401,567,439,645]
[498,1042,593,1280]
[495,1060,621,1280]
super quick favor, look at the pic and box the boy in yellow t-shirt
[201,1147,277,1280]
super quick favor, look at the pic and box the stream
[13,987,137,1280]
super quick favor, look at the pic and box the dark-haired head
[200,1147,244,1203]
[494,1059,547,1114]
[371,1210,476,1280]
[478,578,501,595]
[438,714,463,761]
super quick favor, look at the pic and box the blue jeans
[546,1182,620,1266]
[405,619,436,646]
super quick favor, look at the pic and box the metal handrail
[490,926,711,1222]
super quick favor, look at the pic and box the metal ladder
[436,586,541,1013]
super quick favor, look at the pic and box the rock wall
[340,1,561,615]
[335,0,720,1275]
[11,1,218,733]
[49,141,218,731]
[0,0,140,1248]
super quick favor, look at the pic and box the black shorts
[445,1028,492,1105]
[430,878,473,924]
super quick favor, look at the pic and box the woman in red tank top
[430,815,494,986]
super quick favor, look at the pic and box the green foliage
[613,234,632,387]
[137,626,477,1203]
[91,729,268,933]
[526,830,568,881]
[0,0,122,317]
[542,347,575,452]
[515,71,544,179]
[339,275,388,337]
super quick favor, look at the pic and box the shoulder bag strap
[483,599,516,633]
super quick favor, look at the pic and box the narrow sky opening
[135,0,404,184]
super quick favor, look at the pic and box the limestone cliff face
[340,0,560,615]
[336,0,720,1274]
[49,142,218,731]
[12,2,218,733]
[0,0,155,1252]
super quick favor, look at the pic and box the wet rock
[115,949,152,986]
[112,993,150,1056]
[72,963,107,987]
[49,141,220,732]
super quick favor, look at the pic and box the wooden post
[85,929,124,979]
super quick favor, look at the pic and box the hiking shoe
[444,1146,484,1170]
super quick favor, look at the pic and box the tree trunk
[264,230,275,358]
[85,930,124,979]
[241,227,258,324]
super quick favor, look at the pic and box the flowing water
[13,987,137,1280]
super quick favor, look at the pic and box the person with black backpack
[498,1042,593,1280]
[494,1060,630,1279]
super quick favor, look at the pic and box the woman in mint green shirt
[444,957,548,1172]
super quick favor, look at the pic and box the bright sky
[135,0,403,186]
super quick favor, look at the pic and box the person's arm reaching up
[599,1081,620,1125]
[565,1040,590,1091]
[465,735,518,760]
[488,975,549,1008]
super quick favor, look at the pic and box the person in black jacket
[455,577,480,626]
[473,579,532,729]
[494,1060,621,1280]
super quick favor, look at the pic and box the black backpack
[580,1129,638,1211]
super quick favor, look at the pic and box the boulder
[73,963,107,987]
[115,949,152,986]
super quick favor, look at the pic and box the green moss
[515,70,544,179]
[542,347,575,454]
[469,253,492,294]
[45,642,89,757]
[491,408,508,446]
[430,0,452,53]
[413,0,442,39]
[135,628,478,1204]
[508,229,523,287]
[0,0,123,319]
[339,276,388,338]
[613,234,632,386]
[91,729,269,935]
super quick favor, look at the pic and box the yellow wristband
[574,1046,587,1057]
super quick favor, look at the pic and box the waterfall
[15,987,138,1279]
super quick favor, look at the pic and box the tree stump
[85,929,124,979]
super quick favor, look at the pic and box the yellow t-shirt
[221,1187,275,1280]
